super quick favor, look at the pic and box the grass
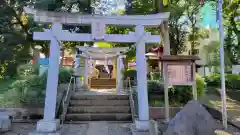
[0,78,15,94]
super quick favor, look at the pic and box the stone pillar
[112,58,117,78]
[135,25,149,130]
[74,55,82,90]
[116,55,124,93]
[84,58,89,88]
[29,23,61,135]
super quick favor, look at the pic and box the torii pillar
[29,23,62,135]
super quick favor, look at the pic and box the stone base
[28,131,61,135]
[29,119,61,135]
[135,119,149,131]
[0,115,11,132]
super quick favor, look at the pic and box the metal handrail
[60,75,75,125]
[127,77,136,121]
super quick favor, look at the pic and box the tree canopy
[1,0,240,77]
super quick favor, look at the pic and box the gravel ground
[2,122,132,135]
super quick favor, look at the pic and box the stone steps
[90,85,116,89]
[68,106,131,113]
[65,94,132,121]
[90,78,116,89]
[71,95,129,100]
[69,100,130,106]
[65,113,132,121]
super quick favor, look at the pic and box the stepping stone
[87,122,108,135]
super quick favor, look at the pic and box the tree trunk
[33,48,40,66]
[60,48,65,67]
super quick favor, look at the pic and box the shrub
[41,67,73,84]
[149,72,161,80]
[17,64,38,78]
[205,73,240,90]
[204,74,221,87]
[225,74,240,90]
[147,80,164,94]
[0,67,73,107]
[58,67,73,84]
[147,73,205,105]
[0,75,46,107]
[123,69,136,80]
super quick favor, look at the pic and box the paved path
[86,122,108,135]
[199,93,240,127]
[3,122,132,135]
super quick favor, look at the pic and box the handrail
[127,77,136,121]
[60,75,75,125]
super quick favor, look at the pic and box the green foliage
[0,75,46,107]
[148,73,205,104]
[0,67,73,107]
[205,73,240,90]
[17,64,38,79]
[58,68,73,84]
[150,72,161,80]
[147,80,164,94]
[123,69,137,80]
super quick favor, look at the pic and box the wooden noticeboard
[167,64,192,86]
[159,55,200,122]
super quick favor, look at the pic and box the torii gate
[24,7,170,134]
[75,46,129,92]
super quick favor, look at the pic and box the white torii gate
[24,7,170,134]
[76,46,128,92]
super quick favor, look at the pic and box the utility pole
[217,0,228,129]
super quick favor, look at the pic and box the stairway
[90,78,116,89]
[65,93,132,121]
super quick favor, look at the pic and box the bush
[0,75,46,107]
[58,67,73,84]
[147,73,206,104]
[123,69,136,80]
[149,72,161,80]
[17,64,38,79]
[205,73,240,90]
[0,67,73,107]
[204,74,221,87]
[147,80,164,94]
[41,67,73,84]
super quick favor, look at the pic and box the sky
[200,3,217,29]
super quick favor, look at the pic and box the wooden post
[163,62,169,122]
[161,21,170,55]
[192,62,197,100]
[159,55,200,122]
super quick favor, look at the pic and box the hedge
[204,73,240,90]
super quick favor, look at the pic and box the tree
[204,40,232,72]
[223,0,240,64]
[0,0,34,77]
[184,0,204,55]
[207,0,240,64]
